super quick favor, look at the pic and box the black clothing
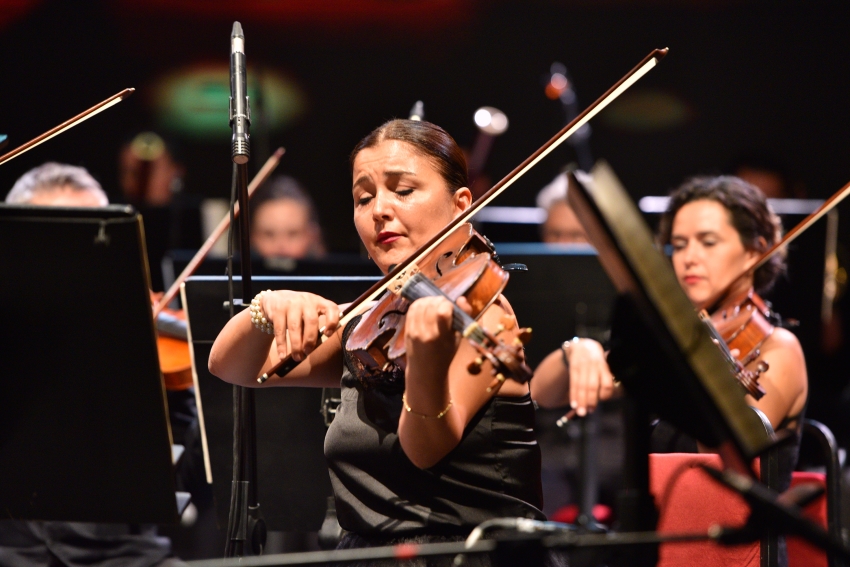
[0,521,175,567]
[324,316,546,539]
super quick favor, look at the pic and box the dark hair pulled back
[350,119,468,193]
[657,175,785,295]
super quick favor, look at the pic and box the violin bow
[152,147,285,317]
[260,47,670,382]
[0,88,135,167]
[755,179,850,269]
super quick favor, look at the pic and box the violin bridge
[389,264,421,295]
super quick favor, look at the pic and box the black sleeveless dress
[324,317,547,541]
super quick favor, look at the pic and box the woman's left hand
[530,338,616,413]
[403,296,461,376]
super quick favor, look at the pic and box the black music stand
[0,204,180,524]
[181,275,380,532]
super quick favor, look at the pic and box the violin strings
[400,274,486,343]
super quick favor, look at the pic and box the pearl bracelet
[402,393,453,419]
[560,337,580,367]
[250,290,275,335]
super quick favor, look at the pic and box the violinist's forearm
[209,309,274,387]
[531,349,571,408]
[398,357,465,469]
[398,391,464,470]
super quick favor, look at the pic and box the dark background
[2,0,850,252]
[3,0,850,437]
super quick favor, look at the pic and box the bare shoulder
[764,327,804,358]
[758,326,807,389]
[745,326,807,429]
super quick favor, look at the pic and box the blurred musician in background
[249,175,326,260]
[1,162,185,567]
[5,162,108,207]
[656,177,808,438]
[536,171,589,245]
[729,152,800,200]
[118,132,202,291]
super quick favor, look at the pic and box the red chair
[786,418,842,567]
[650,452,763,567]
[650,415,842,567]
[650,407,779,567]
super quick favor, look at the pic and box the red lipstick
[377,231,401,244]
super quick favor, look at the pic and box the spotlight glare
[475,106,508,135]
[474,108,492,128]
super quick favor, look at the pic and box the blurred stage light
[151,63,305,138]
[599,88,692,132]
[474,106,508,135]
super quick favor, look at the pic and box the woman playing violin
[659,176,807,434]
[533,175,808,450]
[209,120,554,563]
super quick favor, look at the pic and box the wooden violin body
[150,289,193,391]
[711,289,774,367]
[706,288,775,400]
[156,308,194,391]
[346,223,532,386]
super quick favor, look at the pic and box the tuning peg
[467,356,484,375]
[499,314,516,331]
[516,327,532,345]
[486,373,506,393]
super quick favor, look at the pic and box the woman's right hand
[259,290,341,362]
[565,338,616,416]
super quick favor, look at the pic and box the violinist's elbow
[399,429,460,470]
[207,348,227,382]
[407,450,444,470]
[208,344,239,385]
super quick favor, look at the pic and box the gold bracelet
[401,393,453,419]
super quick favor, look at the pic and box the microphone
[230,22,250,164]
[409,100,424,121]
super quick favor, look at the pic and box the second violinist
[209,120,557,564]
[532,176,808,481]
[658,176,808,439]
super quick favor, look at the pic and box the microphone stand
[548,62,593,172]
[224,21,266,558]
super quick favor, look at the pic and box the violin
[346,223,533,389]
[259,48,669,384]
[711,289,774,370]
[700,288,772,400]
[154,303,194,391]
